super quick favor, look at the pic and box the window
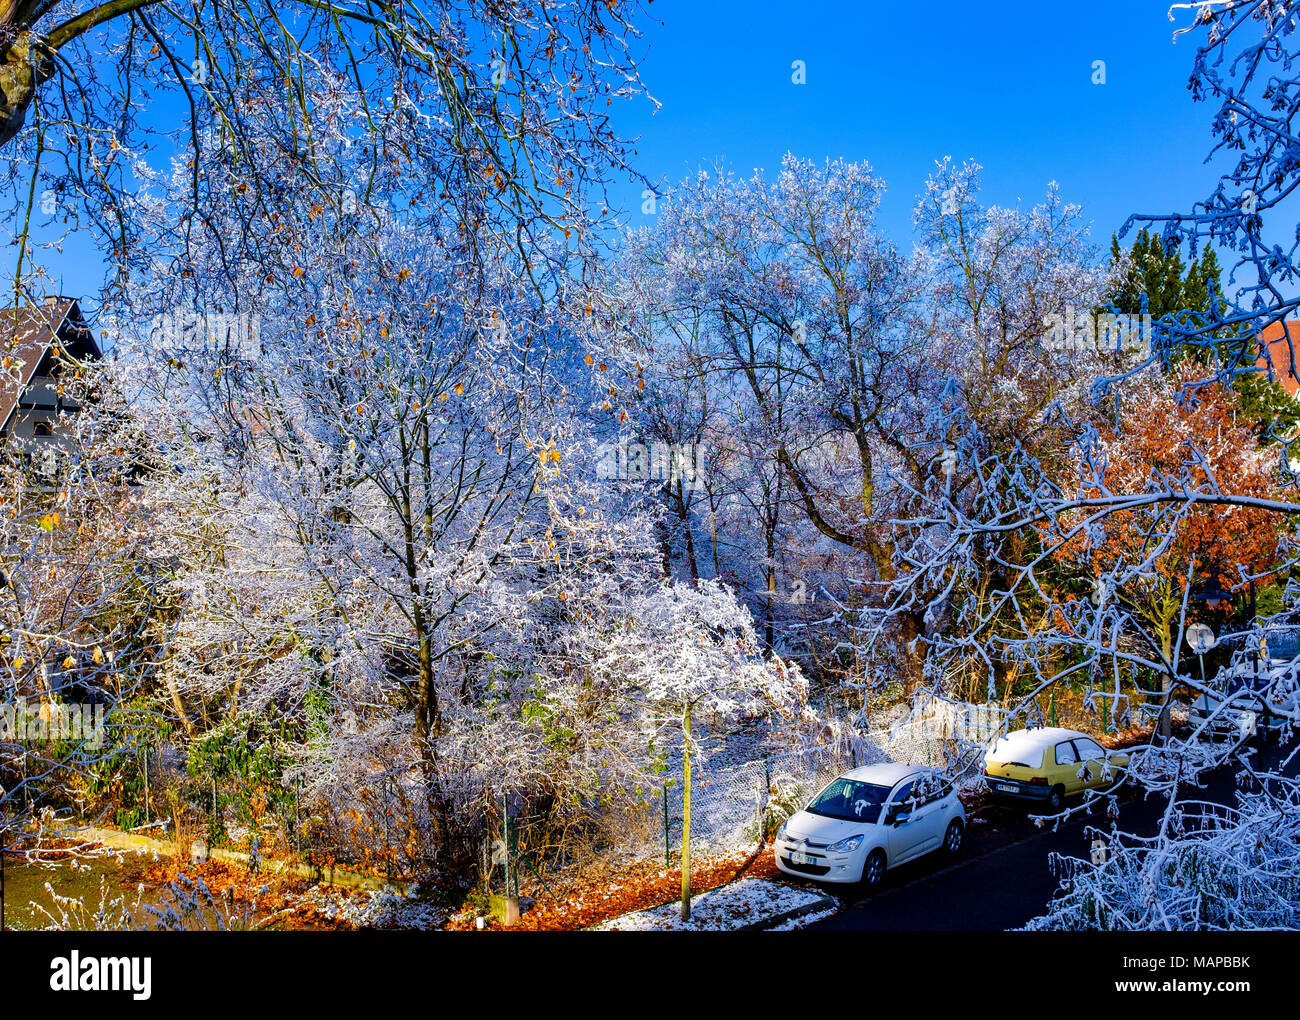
[805,779,891,823]
[890,780,917,807]
[1267,630,1300,660]
[1055,741,1080,766]
[914,772,951,805]
[1074,738,1105,761]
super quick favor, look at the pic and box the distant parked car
[1189,632,1299,743]
[774,763,965,887]
[983,727,1128,813]
[1190,682,1298,744]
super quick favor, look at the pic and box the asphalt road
[806,748,1283,931]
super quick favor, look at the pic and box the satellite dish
[1185,623,1216,655]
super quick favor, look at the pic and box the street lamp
[1179,622,1217,743]
[1193,576,1231,608]
[1185,622,1216,684]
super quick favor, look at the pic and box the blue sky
[607,0,1222,252]
[26,1,1226,308]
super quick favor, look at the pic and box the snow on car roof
[841,762,926,786]
[987,727,1087,766]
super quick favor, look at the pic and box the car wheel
[943,819,964,856]
[860,849,887,888]
[1046,785,1066,813]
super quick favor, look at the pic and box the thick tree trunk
[0,32,51,148]
[899,609,927,691]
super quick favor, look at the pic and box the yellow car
[983,727,1129,813]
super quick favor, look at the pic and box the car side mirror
[891,810,911,826]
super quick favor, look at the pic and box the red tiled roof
[1257,320,1300,396]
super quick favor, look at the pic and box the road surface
[806,749,1282,930]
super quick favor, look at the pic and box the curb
[735,892,837,931]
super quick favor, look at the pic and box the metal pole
[502,791,511,896]
[662,783,670,867]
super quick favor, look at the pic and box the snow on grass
[297,885,445,930]
[592,878,830,931]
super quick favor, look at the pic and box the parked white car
[1190,682,1299,743]
[773,763,965,887]
[1189,627,1299,743]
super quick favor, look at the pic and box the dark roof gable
[0,297,101,432]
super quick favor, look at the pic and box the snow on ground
[592,878,831,931]
[297,884,445,930]
[765,905,838,930]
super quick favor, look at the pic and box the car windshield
[805,779,891,823]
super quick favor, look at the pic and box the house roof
[1257,320,1300,396]
[0,298,100,432]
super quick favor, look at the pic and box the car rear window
[987,733,1045,769]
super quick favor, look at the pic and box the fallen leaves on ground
[446,842,786,931]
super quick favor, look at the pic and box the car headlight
[775,819,788,840]
[828,834,864,853]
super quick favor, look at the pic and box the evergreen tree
[1110,233,1297,441]
[1108,229,1219,318]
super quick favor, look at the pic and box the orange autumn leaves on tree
[1058,367,1284,659]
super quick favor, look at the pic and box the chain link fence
[120,696,1016,894]
[648,698,1012,864]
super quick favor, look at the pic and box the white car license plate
[997,783,1018,793]
[791,851,813,865]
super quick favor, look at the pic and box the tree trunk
[1159,621,1174,741]
[899,609,927,691]
[679,701,692,921]
[672,477,699,581]
[0,32,53,148]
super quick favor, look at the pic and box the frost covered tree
[604,155,1117,700]
[1,0,653,305]
[561,579,807,919]
[0,351,164,892]
[870,0,1300,931]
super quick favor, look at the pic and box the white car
[1190,628,1299,743]
[1190,682,1298,743]
[773,763,965,887]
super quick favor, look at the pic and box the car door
[913,775,954,854]
[1054,740,1085,794]
[885,780,926,863]
[1072,737,1109,789]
